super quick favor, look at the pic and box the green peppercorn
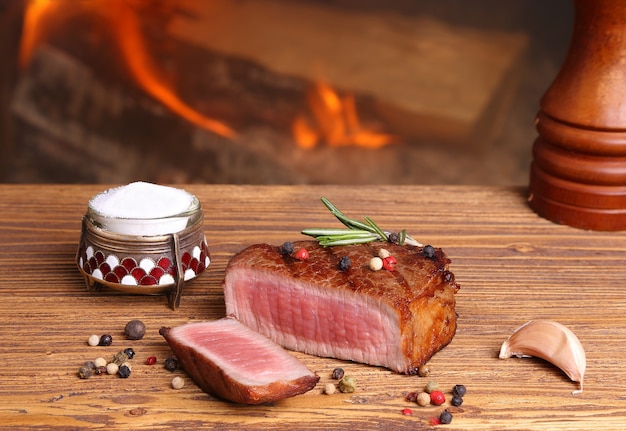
[164,356,178,372]
[78,365,93,379]
[439,410,453,424]
[331,367,344,380]
[425,381,438,394]
[338,375,356,393]
[118,364,131,378]
[112,351,129,366]
[124,320,146,340]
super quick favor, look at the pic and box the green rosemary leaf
[364,216,388,241]
[399,229,407,245]
[301,228,374,237]
[302,198,420,247]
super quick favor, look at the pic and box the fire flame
[293,81,394,149]
[19,0,235,139]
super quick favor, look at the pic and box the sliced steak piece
[159,318,319,404]
[223,240,459,374]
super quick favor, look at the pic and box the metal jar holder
[76,211,209,310]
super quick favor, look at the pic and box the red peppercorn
[401,408,413,416]
[430,390,446,405]
[145,356,157,365]
[382,256,397,271]
[430,417,442,425]
[294,247,309,260]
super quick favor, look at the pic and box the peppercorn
[294,247,309,260]
[401,408,413,416]
[78,365,93,379]
[145,356,157,365]
[382,256,397,271]
[88,334,100,346]
[422,245,435,259]
[338,375,356,393]
[452,384,467,398]
[388,232,399,243]
[439,410,453,424]
[98,334,113,346]
[118,364,131,378]
[94,366,107,375]
[338,255,351,271]
[123,348,135,360]
[425,381,439,394]
[164,356,178,372]
[418,364,430,377]
[405,391,418,402]
[417,392,431,406]
[280,241,294,255]
[331,367,344,380]
[106,362,119,375]
[430,390,446,406]
[451,395,463,407]
[323,383,336,395]
[378,248,391,259]
[94,357,107,368]
[171,376,185,389]
[369,256,383,271]
[124,320,146,340]
[112,351,129,366]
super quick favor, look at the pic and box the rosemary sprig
[302,198,422,247]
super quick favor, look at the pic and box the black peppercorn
[331,367,344,380]
[124,319,146,340]
[451,395,463,406]
[118,364,131,378]
[439,410,453,424]
[422,245,435,259]
[280,242,294,255]
[164,356,178,372]
[388,232,399,244]
[452,384,467,398]
[98,334,113,346]
[338,256,351,271]
[123,348,135,360]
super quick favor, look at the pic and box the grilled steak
[223,240,460,374]
[159,318,319,404]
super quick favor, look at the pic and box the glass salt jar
[76,183,210,309]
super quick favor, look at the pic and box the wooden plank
[0,184,625,429]
[169,0,528,144]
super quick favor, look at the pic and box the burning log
[169,0,528,148]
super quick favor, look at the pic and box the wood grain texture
[0,184,625,430]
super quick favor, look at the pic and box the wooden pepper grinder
[528,0,626,230]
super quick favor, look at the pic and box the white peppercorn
[88,334,100,347]
[171,376,185,389]
[369,257,383,271]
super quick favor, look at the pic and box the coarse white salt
[90,182,194,219]
[88,182,199,235]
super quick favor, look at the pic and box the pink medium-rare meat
[223,240,460,375]
[159,318,319,404]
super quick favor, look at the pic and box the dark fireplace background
[0,0,572,185]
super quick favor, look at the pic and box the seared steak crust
[223,240,459,374]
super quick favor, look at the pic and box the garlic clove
[499,320,586,395]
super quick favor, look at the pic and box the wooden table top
[1,184,625,430]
